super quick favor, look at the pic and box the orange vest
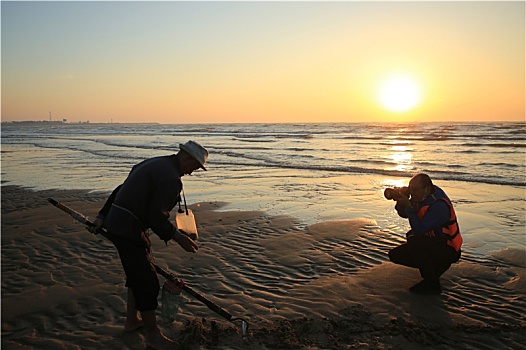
[417,196,462,252]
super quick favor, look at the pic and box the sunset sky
[2,1,524,124]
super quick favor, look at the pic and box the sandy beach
[1,185,525,349]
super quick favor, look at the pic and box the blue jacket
[395,185,452,240]
[98,155,182,242]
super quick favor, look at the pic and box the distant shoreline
[1,120,523,126]
[1,120,159,125]
[1,120,67,124]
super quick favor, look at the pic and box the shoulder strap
[177,189,188,214]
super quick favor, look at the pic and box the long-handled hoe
[47,198,249,339]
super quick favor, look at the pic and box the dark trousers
[109,232,160,311]
[388,235,461,282]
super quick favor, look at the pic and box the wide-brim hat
[179,140,208,171]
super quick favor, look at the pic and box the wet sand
[1,185,525,349]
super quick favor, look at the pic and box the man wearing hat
[88,140,208,349]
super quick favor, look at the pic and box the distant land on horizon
[1,120,160,125]
[1,120,523,126]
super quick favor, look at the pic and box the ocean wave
[462,143,526,148]
[24,139,523,187]
[2,122,525,189]
[233,138,277,143]
[478,162,522,168]
[211,159,525,187]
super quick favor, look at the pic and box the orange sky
[2,1,524,123]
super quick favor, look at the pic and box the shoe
[409,280,442,295]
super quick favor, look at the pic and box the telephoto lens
[384,188,397,200]
[384,187,410,200]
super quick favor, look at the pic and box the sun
[378,75,423,113]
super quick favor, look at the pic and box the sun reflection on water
[386,145,413,172]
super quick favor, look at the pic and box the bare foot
[146,331,177,350]
[124,318,144,332]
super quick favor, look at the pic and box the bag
[175,190,198,240]
[161,280,184,324]
[176,209,198,240]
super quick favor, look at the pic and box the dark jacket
[98,155,182,242]
[395,185,452,240]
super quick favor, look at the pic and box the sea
[1,121,525,260]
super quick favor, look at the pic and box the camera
[384,186,410,200]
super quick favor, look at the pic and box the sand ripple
[2,187,524,349]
